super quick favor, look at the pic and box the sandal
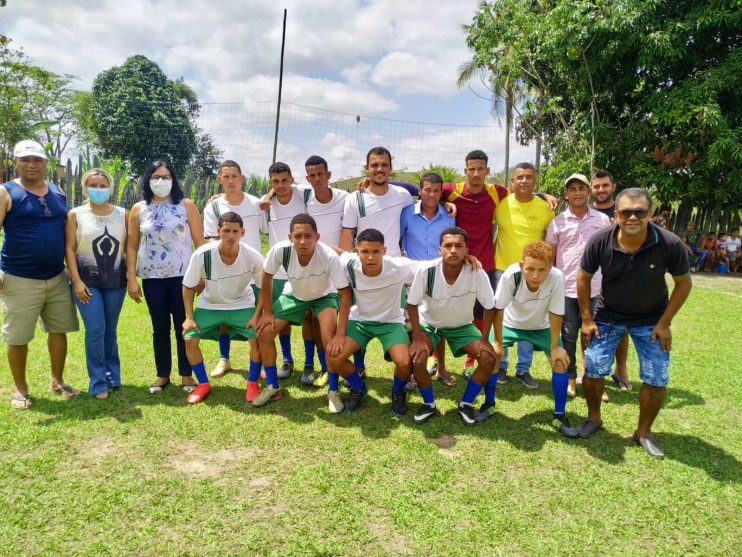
[149,378,170,394]
[436,371,457,387]
[11,392,32,409]
[49,384,79,398]
[611,373,633,391]
[181,379,196,393]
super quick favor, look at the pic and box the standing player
[407,227,499,426]
[202,160,265,379]
[484,241,577,437]
[181,212,263,404]
[325,229,416,413]
[255,214,351,409]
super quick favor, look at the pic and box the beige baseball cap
[563,172,590,188]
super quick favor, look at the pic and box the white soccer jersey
[341,185,414,257]
[264,240,349,301]
[407,262,495,329]
[202,193,264,253]
[264,186,310,279]
[339,253,418,323]
[305,187,348,247]
[182,241,263,310]
[494,263,565,330]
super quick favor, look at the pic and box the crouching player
[181,212,264,404]
[485,241,577,437]
[325,228,416,414]
[407,227,500,426]
[255,214,352,408]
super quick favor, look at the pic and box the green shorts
[346,320,409,362]
[184,307,256,341]
[272,293,339,326]
[489,326,563,356]
[421,323,481,358]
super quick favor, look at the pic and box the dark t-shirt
[580,223,690,326]
[592,203,615,220]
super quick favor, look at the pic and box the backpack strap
[346,259,357,289]
[203,249,213,281]
[303,188,312,208]
[210,200,221,220]
[425,266,436,297]
[356,191,366,218]
[281,246,292,272]
[512,271,522,297]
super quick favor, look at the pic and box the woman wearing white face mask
[65,168,128,399]
[126,161,204,393]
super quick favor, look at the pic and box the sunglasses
[617,208,649,219]
[37,196,53,217]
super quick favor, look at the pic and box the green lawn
[0,275,740,556]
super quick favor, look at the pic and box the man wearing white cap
[546,173,611,397]
[0,140,79,408]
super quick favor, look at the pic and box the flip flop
[149,379,170,394]
[11,393,32,409]
[436,372,457,387]
[611,373,633,391]
[49,384,79,398]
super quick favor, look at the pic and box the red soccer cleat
[186,382,212,404]
[245,381,260,402]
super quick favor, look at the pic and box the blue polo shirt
[400,202,455,260]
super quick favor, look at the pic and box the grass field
[0,274,740,556]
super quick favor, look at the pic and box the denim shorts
[584,321,670,387]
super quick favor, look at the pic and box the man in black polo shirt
[576,187,692,458]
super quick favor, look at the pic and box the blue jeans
[584,322,670,387]
[74,287,126,396]
[690,247,707,269]
[499,342,534,375]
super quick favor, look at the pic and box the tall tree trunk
[535,133,542,173]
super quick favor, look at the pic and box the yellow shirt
[495,195,554,270]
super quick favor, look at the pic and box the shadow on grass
[658,433,741,483]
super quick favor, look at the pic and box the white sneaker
[252,386,282,407]
[327,390,344,413]
[211,358,231,378]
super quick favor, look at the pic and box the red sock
[246,381,260,402]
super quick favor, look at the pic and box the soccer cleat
[186,383,212,404]
[300,365,315,386]
[412,404,438,425]
[496,370,509,385]
[313,370,328,387]
[553,414,579,438]
[344,387,368,412]
[391,389,407,417]
[327,390,344,413]
[252,386,282,407]
[457,402,478,427]
[277,360,294,379]
[475,402,496,422]
[210,358,231,378]
[515,371,538,389]
[245,381,260,402]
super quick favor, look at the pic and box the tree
[463,0,742,205]
[90,55,197,175]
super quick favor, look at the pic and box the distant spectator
[723,229,741,273]
[701,232,721,271]
[683,222,705,272]
[651,206,672,230]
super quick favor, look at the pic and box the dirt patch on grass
[74,435,121,469]
[366,506,414,555]
[168,442,260,479]
[426,434,459,457]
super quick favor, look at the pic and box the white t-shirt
[407,261,496,329]
[264,240,349,301]
[182,241,263,310]
[264,186,310,279]
[494,263,565,330]
[725,236,741,254]
[202,193,264,253]
[341,185,414,257]
[305,187,348,247]
[339,253,418,323]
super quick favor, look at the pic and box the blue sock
[317,349,328,372]
[303,339,315,367]
[279,334,293,362]
[264,365,279,389]
[328,371,339,392]
[218,334,230,360]
[419,385,435,406]
[392,375,407,393]
[552,371,568,415]
[345,370,365,390]
[247,360,261,383]
[353,348,366,371]
[461,377,483,405]
[484,373,498,405]
[192,361,209,384]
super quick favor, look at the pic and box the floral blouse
[136,200,193,279]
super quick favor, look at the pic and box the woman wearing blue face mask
[126,161,204,394]
[65,168,128,398]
